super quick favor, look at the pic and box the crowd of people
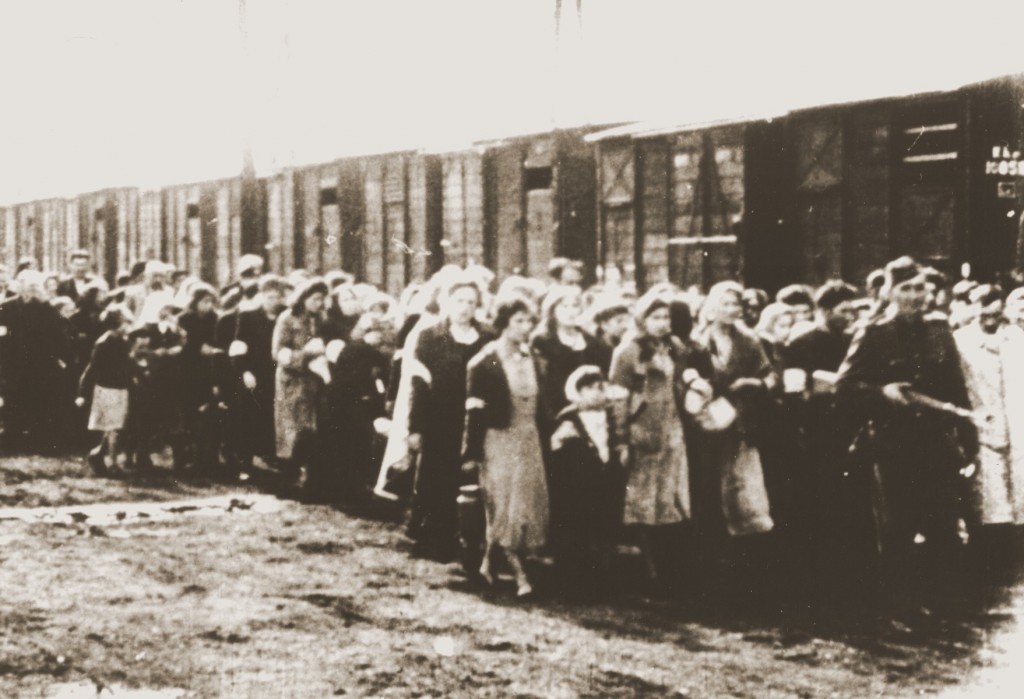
[2,248,1023,603]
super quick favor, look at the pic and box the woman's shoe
[516,582,534,599]
[86,451,108,476]
[478,564,495,586]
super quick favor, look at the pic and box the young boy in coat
[549,364,624,590]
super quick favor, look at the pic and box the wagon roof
[585,72,1024,144]
[584,114,783,142]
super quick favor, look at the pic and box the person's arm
[461,356,488,464]
[272,314,303,373]
[608,342,635,465]
[78,336,105,399]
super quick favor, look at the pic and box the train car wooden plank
[638,138,671,286]
[555,130,598,281]
[363,158,385,288]
[405,154,432,283]
[743,119,794,293]
[63,199,80,264]
[893,97,962,270]
[138,190,162,264]
[298,168,322,273]
[216,182,233,285]
[596,140,636,281]
[792,115,844,284]
[338,159,364,278]
[844,107,892,285]
[489,144,526,279]
[265,171,295,275]
[321,183,343,274]
[199,184,219,283]
[442,151,488,266]
[525,189,555,278]
[382,154,408,296]
[461,151,486,267]
[1,208,10,270]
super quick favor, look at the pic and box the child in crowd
[78,305,137,475]
[549,365,624,589]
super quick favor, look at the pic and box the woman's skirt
[88,386,129,432]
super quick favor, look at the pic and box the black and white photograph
[3,1,1024,696]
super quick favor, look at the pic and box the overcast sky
[2,0,1023,204]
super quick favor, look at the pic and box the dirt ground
[1,456,1021,699]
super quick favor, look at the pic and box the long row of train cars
[2,73,1023,295]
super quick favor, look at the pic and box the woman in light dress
[463,295,549,597]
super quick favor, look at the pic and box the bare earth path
[0,456,1020,698]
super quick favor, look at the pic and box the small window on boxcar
[525,166,553,191]
[186,203,200,219]
[319,187,338,207]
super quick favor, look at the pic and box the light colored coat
[610,335,690,525]
[272,309,323,460]
[955,322,1024,524]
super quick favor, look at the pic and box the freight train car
[266,152,445,296]
[589,73,1024,293]
[477,128,599,281]
[1,197,79,274]
[76,188,141,284]
[589,117,760,291]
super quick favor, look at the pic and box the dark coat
[0,296,73,448]
[56,276,95,302]
[80,331,135,394]
[462,341,544,463]
[177,309,220,417]
[228,306,281,459]
[530,330,606,434]
[129,323,184,436]
[784,324,851,375]
[548,404,624,547]
[407,320,493,546]
[836,314,976,552]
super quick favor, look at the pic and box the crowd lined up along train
[0,73,1023,602]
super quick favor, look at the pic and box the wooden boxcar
[590,73,1024,293]
[76,188,141,284]
[477,128,598,281]
[267,152,445,296]
[589,118,760,291]
[1,197,79,274]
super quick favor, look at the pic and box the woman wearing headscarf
[694,281,777,596]
[463,295,548,597]
[317,312,393,503]
[272,278,329,481]
[406,276,493,560]
[609,289,704,583]
[530,284,605,436]
[177,283,222,472]
[754,303,795,376]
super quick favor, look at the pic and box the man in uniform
[836,256,977,601]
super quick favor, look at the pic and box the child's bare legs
[106,430,126,468]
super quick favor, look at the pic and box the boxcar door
[893,98,962,273]
[791,115,844,285]
[524,137,556,278]
[597,140,636,282]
